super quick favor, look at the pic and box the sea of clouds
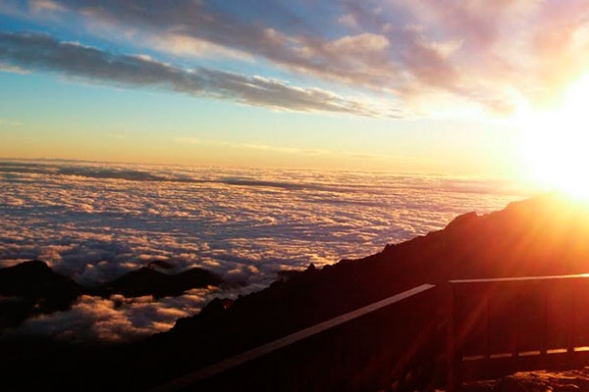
[0,160,540,342]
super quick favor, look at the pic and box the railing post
[511,283,519,359]
[446,282,461,392]
[540,282,547,359]
[485,295,490,362]
[567,279,576,367]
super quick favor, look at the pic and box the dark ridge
[199,297,234,318]
[0,260,83,312]
[0,260,83,330]
[275,268,306,281]
[146,259,175,270]
[97,266,222,298]
[0,297,36,330]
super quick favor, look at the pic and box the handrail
[449,273,589,283]
[150,283,437,392]
[150,274,589,392]
[447,274,589,391]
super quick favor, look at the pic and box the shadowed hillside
[3,192,589,391]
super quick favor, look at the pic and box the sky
[1,0,589,176]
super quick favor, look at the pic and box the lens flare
[516,74,589,199]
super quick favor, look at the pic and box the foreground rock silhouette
[3,192,589,391]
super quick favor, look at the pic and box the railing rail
[150,284,440,392]
[447,274,589,391]
[150,274,589,392]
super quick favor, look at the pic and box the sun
[516,74,589,199]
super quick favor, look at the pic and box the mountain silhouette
[98,266,222,298]
[0,260,222,333]
[0,260,83,311]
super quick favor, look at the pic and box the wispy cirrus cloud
[0,32,397,117]
[2,1,589,116]
[173,138,393,160]
[0,61,28,74]
[10,0,589,115]
[339,0,589,110]
[0,118,22,127]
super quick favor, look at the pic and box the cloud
[25,0,589,113]
[338,13,359,30]
[0,118,22,127]
[20,0,399,89]
[150,34,254,61]
[172,138,395,160]
[0,62,29,74]
[325,33,389,54]
[0,32,393,117]
[0,0,463,113]
[7,1,588,114]
[31,0,63,12]
[0,160,535,279]
[0,160,534,282]
[385,0,589,108]
[8,291,214,342]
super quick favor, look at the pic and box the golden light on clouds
[517,74,589,198]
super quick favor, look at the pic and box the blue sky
[1,0,588,176]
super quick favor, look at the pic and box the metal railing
[447,274,589,391]
[150,284,441,392]
[150,274,589,392]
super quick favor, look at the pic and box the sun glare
[516,74,589,199]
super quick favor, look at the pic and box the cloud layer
[0,160,537,341]
[8,290,214,342]
[3,0,589,114]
